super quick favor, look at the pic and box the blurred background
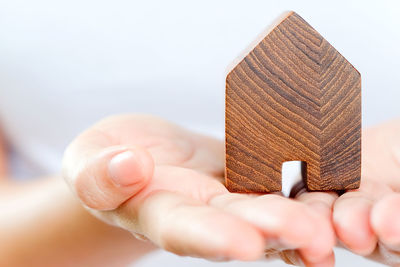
[0,0,398,266]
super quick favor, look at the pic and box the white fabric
[0,1,398,266]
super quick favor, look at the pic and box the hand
[62,114,335,265]
[331,119,400,265]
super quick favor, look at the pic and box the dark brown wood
[225,11,361,193]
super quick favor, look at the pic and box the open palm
[62,114,336,266]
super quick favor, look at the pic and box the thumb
[63,145,154,210]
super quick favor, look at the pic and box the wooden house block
[225,11,361,193]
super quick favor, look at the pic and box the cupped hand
[331,119,400,266]
[62,114,335,265]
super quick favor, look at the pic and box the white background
[0,0,399,266]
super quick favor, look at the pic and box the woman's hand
[332,119,400,266]
[62,114,335,265]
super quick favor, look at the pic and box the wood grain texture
[225,11,361,193]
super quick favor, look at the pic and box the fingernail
[108,150,143,187]
[131,233,150,242]
[278,250,305,266]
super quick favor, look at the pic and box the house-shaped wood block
[225,11,361,193]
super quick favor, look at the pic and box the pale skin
[333,120,400,266]
[0,130,155,266]
[291,119,400,266]
[1,115,400,266]
[61,114,336,266]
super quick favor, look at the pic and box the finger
[332,180,391,255]
[373,242,400,266]
[295,191,337,221]
[209,193,335,262]
[209,193,315,247]
[63,133,154,210]
[371,193,400,249]
[264,249,335,267]
[113,191,265,261]
[295,191,337,264]
[333,192,376,255]
[301,251,335,267]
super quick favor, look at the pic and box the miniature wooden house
[225,11,361,193]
